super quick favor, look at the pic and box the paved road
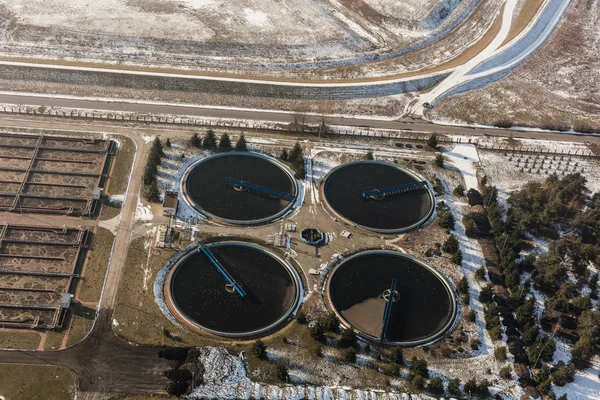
[0,93,598,144]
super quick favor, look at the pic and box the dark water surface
[170,243,297,334]
[185,153,296,222]
[330,252,454,344]
[323,162,432,231]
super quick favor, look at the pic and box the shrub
[479,285,493,304]
[427,376,444,394]
[448,378,461,395]
[252,339,267,359]
[494,346,507,361]
[383,364,397,376]
[275,363,288,382]
[475,266,487,281]
[435,153,444,167]
[468,309,476,323]
[457,276,469,294]
[344,348,357,363]
[165,138,172,147]
[393,348,404,365]
[338,328,356,348]
[310,322,325,341]
[443,234,460,254]
[313,344,323,358]
[410,375,425,391]
[365,150,374,160]
[296,311,307,324]
[500,366,512,379]
[452,250,463,265]
[463,214,477,238]
[454,184,465,197]
[323,312,339,333]
[428,134,438,149]
[551,361,575,386]
[409,357,429,378]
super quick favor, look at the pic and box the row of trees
[142,137,165,202]
[280,142,306,179]
[190,129,248,152]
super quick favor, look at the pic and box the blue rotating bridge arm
[362,181,427,199]
[380,278,397,341]
[198,245,247,297]
[225,177,296,202]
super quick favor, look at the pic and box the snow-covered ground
[444,144,480,191]
[431,0,600,130]
[189,346,441,400]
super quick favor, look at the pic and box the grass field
[0,330,40,350]
[106,136,135,196]
[77,228,115,303]
[0,365,77,400]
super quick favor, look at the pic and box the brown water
[330,251,454,344]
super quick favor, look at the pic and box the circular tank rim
[325,250,457,347]
[180,151,300,226]
[165,241,303,338]
[320,160,435,234]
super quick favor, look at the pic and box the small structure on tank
[162,191,179,217]
[300,227,327,246]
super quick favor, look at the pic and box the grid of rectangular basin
[0,224,89,329]
[0,132,112,215]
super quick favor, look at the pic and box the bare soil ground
[431,0,600,131]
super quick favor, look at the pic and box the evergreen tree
[202,129,217,149]
[427,377,444,395]
[146,179,160,202]
[344,348,357,363]
[152,137,165,158]
[448,378,461,395]
[443,234,459,254]
[165,138,171,147]
[435,153,444,167]
[451,250,463,265]
[428,134,438,149]
[393,348,404,365]
[365,150,374,160]
[235,134,248,151]
[190,132,201,148]
[288,142,304,164]
[275,363,288,382]
[252,339,267,359]
[218,133,232,152]
[280,148,289,161]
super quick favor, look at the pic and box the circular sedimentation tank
[182,152,298,225]
[321,161,434,233]
[326,250,456,346]
[165,242,302,338]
